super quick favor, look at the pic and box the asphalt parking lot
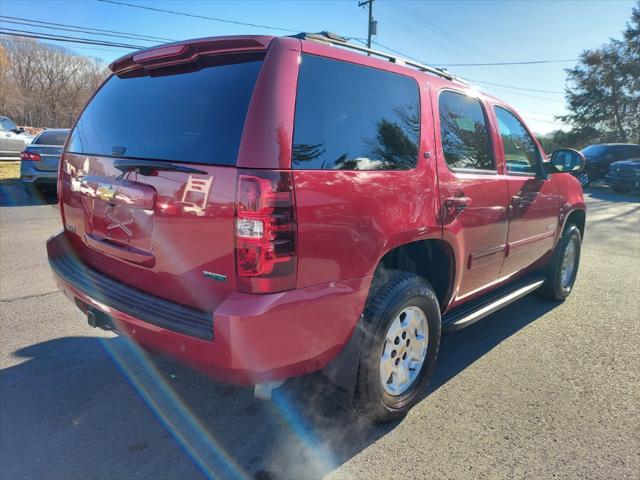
[1,182,639,480]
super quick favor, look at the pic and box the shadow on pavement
[0,295,558,480]
[0,181,57,207]
[584,185,640,203]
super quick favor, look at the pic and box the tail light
[20,151,42,161]
[235,170,296,293]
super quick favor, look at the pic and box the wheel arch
[322,238,454,397]
[564,208,586,238]
[374,239,456,310]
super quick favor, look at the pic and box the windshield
[0,117,18,131]
[67,57,263,166]
[581,145,607,157]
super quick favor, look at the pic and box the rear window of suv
[292,55,420,171]
[68,57,263,166]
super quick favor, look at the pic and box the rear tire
[541,224,582,300]
[354,271,441,423]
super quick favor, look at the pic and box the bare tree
[0,36,108,128]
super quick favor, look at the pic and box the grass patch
[0,161,20,183]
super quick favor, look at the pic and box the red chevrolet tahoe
[47,32,586,422]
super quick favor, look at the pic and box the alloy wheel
[379,306,429,396]
[560,236,578,291]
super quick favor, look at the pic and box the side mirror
[14,127,25,134]
[547,148,585,173]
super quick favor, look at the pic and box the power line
[375,10,474,61]
[468,79,565,95]
[97,0,301,33]
[0,29,144,49]
[478,83,566,103]
[438,59,578,67]
[0,19,571,102]
[0,18,163,44]
[387,0,493,60]
[0,15,175,42]
[368,8,576,68]
[0,36,128,53]
[371,40,566,104]
[371,39,431,64]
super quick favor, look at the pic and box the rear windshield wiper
[114,159,207,176]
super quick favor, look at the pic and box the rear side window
[438,90,495,171]
[292,55,420,170]
[68,58,263,166]
[494,106,541,174]
[34,130,68,146]
[613,145,631,160]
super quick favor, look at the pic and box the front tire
[541,224,582,300]
[354,271,441,423]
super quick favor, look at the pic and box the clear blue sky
[1,0,636,134]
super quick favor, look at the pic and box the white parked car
[0,116,34,158]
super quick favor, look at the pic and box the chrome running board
[443,277,545,331]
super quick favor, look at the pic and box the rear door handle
[445,196,472,212]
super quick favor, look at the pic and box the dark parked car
[605,158,640,193]
[577,143,640,187]
[20,129,70,191]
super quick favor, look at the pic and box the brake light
[235,170,296,293]
[20,151,41,161]
[133,44,190,64]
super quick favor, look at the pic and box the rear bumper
[605,175,640,189]
[47,232,371,385]
[20,162,57,183]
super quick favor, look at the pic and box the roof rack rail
[290,31,468,85]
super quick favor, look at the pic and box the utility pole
[358,0,376,53]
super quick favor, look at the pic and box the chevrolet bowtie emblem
[106,208,133,237]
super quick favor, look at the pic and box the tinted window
[494,106,541,174]
[611,146,628,160]
[68,58,262,166]
[629,145,640,158]
[34,130,69,145]
[292,55,420,170]
[438,91,494,171]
